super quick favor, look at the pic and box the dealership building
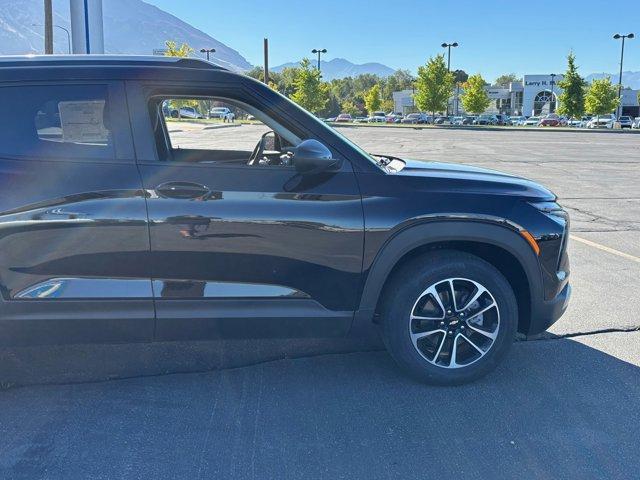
[393,74,640,117]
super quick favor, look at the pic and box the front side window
[0,84,114,160]
[151,97,301,167]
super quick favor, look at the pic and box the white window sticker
[58,100,109,144]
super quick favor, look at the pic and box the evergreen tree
[557,53,586,120]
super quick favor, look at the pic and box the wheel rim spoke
[460,333,485,355]
[466,323,498,340]
[408,277,501,370]
[458,284,487,312]
[410,329,444,343]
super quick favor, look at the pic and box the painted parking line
[570,235,640,264]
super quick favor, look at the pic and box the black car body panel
[0,56,570,346]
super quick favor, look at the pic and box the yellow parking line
[570,235,640,264]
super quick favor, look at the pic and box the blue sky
[145,0,639,81]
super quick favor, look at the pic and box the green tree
[164,40,193,58]
[290,59,330,114]
[414,55,454,116]
[494,73,520,87]
[461,74,491,114]
[164,41,198,117]
[584,77,620,121]
[556,53,587,120]
[364,84,382,113]
[340,99,361,116]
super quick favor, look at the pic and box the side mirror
[290,139,341,174]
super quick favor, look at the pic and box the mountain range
[585,71,640,89]
[0,1,638,86]
[0,0,251,71]
[272,58,395,80]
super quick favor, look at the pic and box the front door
[127,83,364,340]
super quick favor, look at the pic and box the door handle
[155,181,211,199]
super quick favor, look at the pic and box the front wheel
[381,250,518,385]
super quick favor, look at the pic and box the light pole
[311,48,327,72]
[441,42,458,115]
[32,23,71,54]
[613,33,634,118]
[200,48,216,61]
[550,73,556,113]
[441,42,458,71]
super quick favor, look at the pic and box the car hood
[393,159,556,201]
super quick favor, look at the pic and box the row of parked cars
[328,111,640,129]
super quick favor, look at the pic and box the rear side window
[0,84,115,160]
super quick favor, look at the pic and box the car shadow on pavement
[0,332,639,479]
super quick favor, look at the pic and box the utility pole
[44,0,53,54]
[441,42,458,116]
[263,38,269,85]
[613,33,634,118]
[550,73,556,113]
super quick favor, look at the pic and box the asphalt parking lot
[1,125,639,479]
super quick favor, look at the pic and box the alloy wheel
[409,278,500,368]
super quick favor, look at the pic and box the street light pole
[311,48,327,73]
[200,48,216,62]
[32,24,71,54]
[550,73,556,113]
[613,33,634,118]
[441,42,458,115]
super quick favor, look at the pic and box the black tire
[381,250,517,385]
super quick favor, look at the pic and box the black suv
[0,56,570,384]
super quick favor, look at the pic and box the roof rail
[0,55,226,70]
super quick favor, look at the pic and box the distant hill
[585,71,640,89]
[273,57,395,80]
[0,0,252,71]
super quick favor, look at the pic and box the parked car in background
[386,113,403,123]
[539,114,562,127]
[523,116,541,126]
[209,106,231,119]
[587,114,616,129]
[451,116,465,125]
[433,116,449,125]
[494,114,509,125]
[567,117,582,127]
[509,116,525,126]
[578,116,592,128]
[474,114,498,125]
[353,116,369,123]
[462,115,477,125]
[368,111,387,123]
[618,116,633,129]
[632,117,640,129]
[401,113,431,124]
[170,106,204,119]
[335,113,353,123]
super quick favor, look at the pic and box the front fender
[351,219,543,334]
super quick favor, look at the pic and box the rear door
[0,81,153,345]
[126,81,364,340]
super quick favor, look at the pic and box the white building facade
[393,74,639,117]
